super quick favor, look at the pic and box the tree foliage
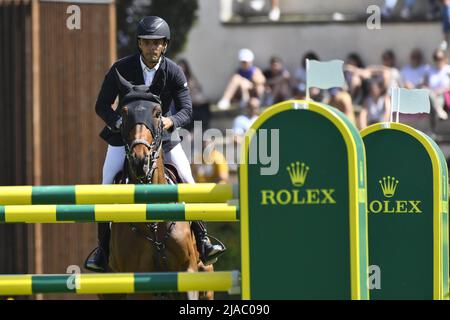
[116,0,199,58]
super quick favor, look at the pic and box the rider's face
[138,38,167,66]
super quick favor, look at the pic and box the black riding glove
[109,117,122,133]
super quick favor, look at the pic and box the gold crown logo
[379,176,399,198]
[287,161,309,187]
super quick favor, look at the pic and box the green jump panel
[361,122,449,300]
[240,100,368,300]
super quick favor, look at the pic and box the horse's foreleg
[198,262,214,300]
[187,291,199,300]
[166,223,201,300]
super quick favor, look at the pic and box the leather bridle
[124,115,164,184]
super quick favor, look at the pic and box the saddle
[164,164,182,185]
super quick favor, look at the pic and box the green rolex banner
[361,123,449,300]
[239,100,369,300]
[426,135,450,300]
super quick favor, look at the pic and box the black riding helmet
[136,16,170,41]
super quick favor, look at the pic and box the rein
[123,115,175,275]
[129,222,175,272]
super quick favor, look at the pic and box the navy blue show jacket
[95,53,193,152]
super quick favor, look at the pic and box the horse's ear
[115,68,133,94]
[145,89,162,105]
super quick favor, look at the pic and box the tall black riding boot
[191,221,226,265]
[84,223,110,272]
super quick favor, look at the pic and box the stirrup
[84,247,108,273]
[202,247,225,266]
[201,235,227,265]
[206,234,227,252]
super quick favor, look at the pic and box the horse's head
[115,69,163,182]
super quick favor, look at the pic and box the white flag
[306,59,346,91]
[392,88,431,114]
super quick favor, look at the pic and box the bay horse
[102,70,213,300]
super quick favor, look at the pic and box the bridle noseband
[124,115,164,184]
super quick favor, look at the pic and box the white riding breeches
[102,143,195,184]
[163,143,195,183]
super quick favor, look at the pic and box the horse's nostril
[128,138,153,180]
[130,153,149,178]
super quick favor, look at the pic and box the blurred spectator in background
[293,51,323,101]
[233,97,261,144]
[424,48,449,120]
[441,0,450,51]
[358,79,391,129]
[292,83,307,100]
[178,59,211,131]
[379,49,403,93]
[430,0,443,19]
[269,0,281,21]
[344,52,368,106]
[263,56,291,106]
[400,49,429,88]
[327,87,356,124]
[193,139,229,184]
[382,0,416,19]
[382,0,440,19]
[293,51,319,89]
[218,48,266,110]
[345,50,401,99]
[398,49,430,130]
[248,0,280,21]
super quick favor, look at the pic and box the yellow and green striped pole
[0,183,237,205]
[0,203,239,223]
[0,271,240,295]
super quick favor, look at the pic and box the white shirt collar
[140,55,161,73]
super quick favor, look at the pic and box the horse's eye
[156,111,162,117]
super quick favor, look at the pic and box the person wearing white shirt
[140,54,160,85]
[233,97,261,144]
[401,49,429,89]
[425,49,450,120]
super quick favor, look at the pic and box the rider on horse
[85,16,225,272]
